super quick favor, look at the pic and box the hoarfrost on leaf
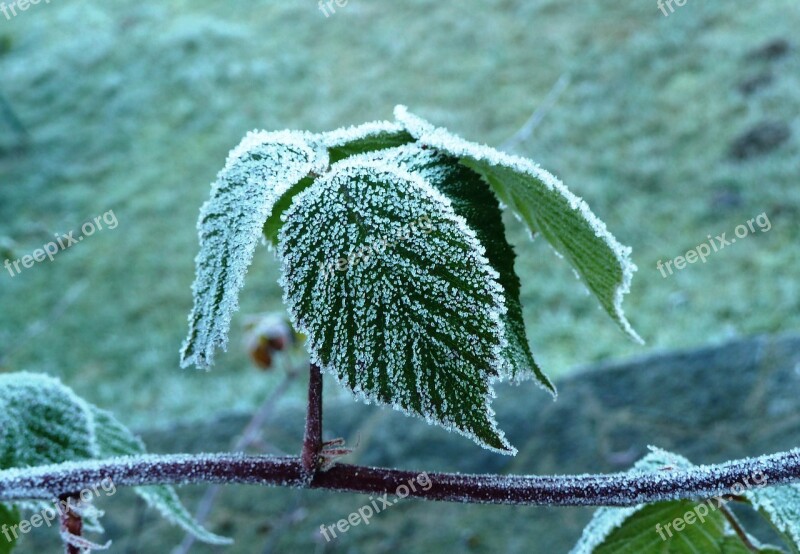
[745,481,800,549]
[277,158,516,454]
[355,144,555,393]
[0,372,231,545]
[393,105,642,344]
[320,120,414,163]
[181,130,328,369]
[572,447,769,553]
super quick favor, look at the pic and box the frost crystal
[394,105,642,343]
[181,130,328,369]
[277,158,516,453]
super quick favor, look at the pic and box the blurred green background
[0,0,798,552]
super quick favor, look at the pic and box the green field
[1,0,798,431]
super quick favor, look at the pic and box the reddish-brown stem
[3,448,800,508]
[719,504,759,552]
[301,363,323,479]
[58,493,82,554]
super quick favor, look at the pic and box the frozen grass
[0,0,798,429]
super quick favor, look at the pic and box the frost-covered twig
[58,493,82,554]
[301,364,323,480]
[4,448,800,508]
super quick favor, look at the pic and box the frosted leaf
[746,483,800,549]
[394,106,642,344]
[355,144,554,393]
[0,372,230,545]
[320,120,414,163]
[277,159,516,454]
[572,447,763,554]
[181,130,328,369]
[0,372,96,468]
[571,447,693,553]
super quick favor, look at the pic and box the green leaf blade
[278,159,515,453]
[394,105,641,343]
[181,130,328,369]
[0,373,230,546]
[0,504,20,554]
[355,144,555,393]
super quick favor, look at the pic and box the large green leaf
[181,130,328,369]
[355,144,554,393]
[0,372,230,545]
[278,158,515,453]
[394,105,641,343]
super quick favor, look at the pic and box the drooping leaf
[278,158,515,453]
[181,130,328,369]
[0,372,230,545]
[0,504,20,554]
[356,143,554,393]
[394,105,642,343]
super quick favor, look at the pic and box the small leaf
[356,144,554,392]
[394,105,642,343]
[263,123,414,247]
[0,504,20,554]
[278,158,515,453]
[0,372,230,545]
[181,130,328,369]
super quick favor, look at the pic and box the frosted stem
[3,449,800,507]
[59,493,82,554]
[301,364,323,479]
